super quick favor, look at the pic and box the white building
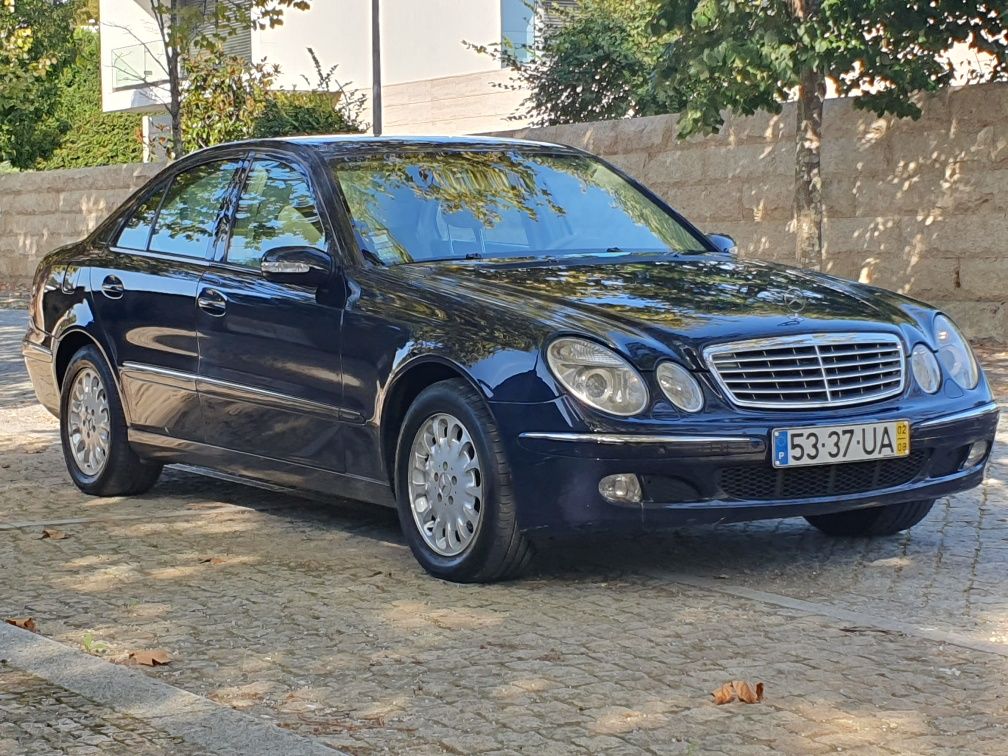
[98,0,566,148]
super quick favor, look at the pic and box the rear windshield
[330,150,708,265]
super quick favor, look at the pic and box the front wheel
[804,499,936,537]
[59,345,162,496]
[394,379,533,582]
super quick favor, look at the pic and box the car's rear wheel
[395,379,533,582]
[804,499,936,537]
[60,345,162,496]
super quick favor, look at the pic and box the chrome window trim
[916,401,999,429]
[519,432,754,445]
[703,332,906,410]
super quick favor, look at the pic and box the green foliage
[652,0,1008,138]
[148,0,311,156]
[181,49,277,152]
[37,30,143,169]
[469,0,666,126]
[181,46,364,148]
[0,0,77,167]
[252,49,366,138]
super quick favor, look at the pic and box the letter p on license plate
[772,420,910,468]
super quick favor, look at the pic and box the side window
[115,186,166,250]
[149,160,241,258]
[226,159,326,270]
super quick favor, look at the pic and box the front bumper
[495,399,999,534]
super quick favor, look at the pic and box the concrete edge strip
[0,623,341,755]
[671,573,1008,659]
[0,508,254,531]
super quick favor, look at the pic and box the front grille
[719,451,927,501]
[705,333,905,409]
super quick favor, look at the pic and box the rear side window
[149,160,242,258]
[115,187,165,250]
[226,159,326,270]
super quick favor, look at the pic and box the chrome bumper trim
[915,401,1000,430]
[519,432,754,445]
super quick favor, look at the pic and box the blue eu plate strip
[774,431,789,466]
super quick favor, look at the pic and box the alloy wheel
[407,412,484,556]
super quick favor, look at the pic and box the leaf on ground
[4,617,37,632]
[199,556,226,565]
[40,528,68,540]
[712,680,764,705]
[128,649,172,666]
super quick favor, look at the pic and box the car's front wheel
[59,345,162,496]
[395,379,533,582]
[804,499,936,537]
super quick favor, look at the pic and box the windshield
[330,150,709,264]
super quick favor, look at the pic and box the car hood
[412,255,920,365]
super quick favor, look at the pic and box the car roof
[188,134,579,160]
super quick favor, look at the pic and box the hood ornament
[784,288,807,316]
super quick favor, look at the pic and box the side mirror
[708,233,737,255]
[260,246,333,287]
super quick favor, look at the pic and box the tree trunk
[167,69,183,159]
[794,68,825,270]
[791,0,824,270]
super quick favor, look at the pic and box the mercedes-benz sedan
[23,136,998,581]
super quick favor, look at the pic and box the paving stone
[2,310,1008,753]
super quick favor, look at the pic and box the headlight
[546,337,649,416]
[934,314,978,389]
[656,361,704,412]
[910,344,941,394]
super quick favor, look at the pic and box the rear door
[91,157,244,441]
[196,152,347,471]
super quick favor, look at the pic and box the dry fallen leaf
[128,649,172,666]
[5,617,37,632]
[40,528,68,541]
[712,680,764,705]
[711,682,736,705]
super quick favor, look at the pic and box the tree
[180,47,276,151]
[38,29,143,169]
[0,0,77,167]
[121,0,308,158]
[651,1,1008,270]
[468,0,665,126]
[181,46,364,150]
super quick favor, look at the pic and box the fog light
[599,473,643,504]
[962,441,989,469]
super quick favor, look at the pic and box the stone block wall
[1,82,1006,340]
[0,163,161,289]
[496,82,1008,342]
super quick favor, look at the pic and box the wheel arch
[380,356,489,491]
[52,328,128,422]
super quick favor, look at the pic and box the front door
[196,155,347,471]
[91,158,243,441]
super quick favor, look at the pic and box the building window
[501,0,535,64]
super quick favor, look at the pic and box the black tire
[394,379,534,582]
[59,345,162,496]
[804,499,936,537]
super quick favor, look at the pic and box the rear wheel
[59,345,162,496]
[804,499,936,537]
[395,379,533,582]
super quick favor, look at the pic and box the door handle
[100,275,124,299]
[197,288,227,316]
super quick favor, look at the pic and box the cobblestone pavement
[2,308,1008,753]
[0,664,200,755]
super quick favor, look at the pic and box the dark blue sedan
[22,136,998,581]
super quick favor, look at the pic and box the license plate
[772,420,909,468]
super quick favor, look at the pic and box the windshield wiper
[360,247,385,265]
[605,247,680,258]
